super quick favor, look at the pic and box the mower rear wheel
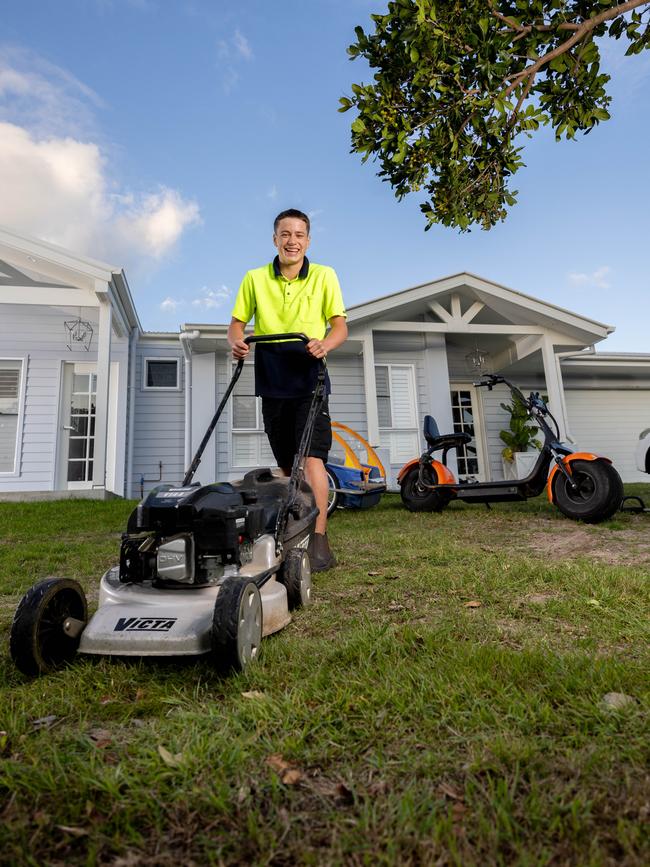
[10,577,87,676]
[280,548,312,610]
[553,460,623,523]
[326,468,339,516]
[211,577,262,672]
[400,465,449,512]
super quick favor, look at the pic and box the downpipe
[125,325,138,499]
[179,330,200,478]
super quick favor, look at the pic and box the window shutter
[389,366,417,428]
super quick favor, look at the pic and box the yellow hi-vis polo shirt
[231,256,347,398]
[231,256,346,339]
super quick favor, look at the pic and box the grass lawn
[1,488,649,866]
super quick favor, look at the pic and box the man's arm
[306,315,348,360]
[227,317,250,359]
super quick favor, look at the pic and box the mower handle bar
[181,333,316,487]
[243,332,309,345]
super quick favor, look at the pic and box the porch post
[541,337,567,441]
[361,330,379,446]
[93,292,112,490]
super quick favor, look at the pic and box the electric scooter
[398,373,623,523]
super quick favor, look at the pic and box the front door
[449,385,486,481]
[59,363,96,489]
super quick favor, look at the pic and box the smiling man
[227,209,348,571]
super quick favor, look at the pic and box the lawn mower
[10,334,323,676]
[399,373,623,523]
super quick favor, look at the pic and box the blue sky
[1,0,649,350]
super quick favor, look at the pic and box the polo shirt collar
[272,255,310,280]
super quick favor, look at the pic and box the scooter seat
[427,432,472,451]
[423,415,471,452]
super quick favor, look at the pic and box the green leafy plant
[499,394,542,462]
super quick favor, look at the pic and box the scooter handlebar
[472,373,504,390]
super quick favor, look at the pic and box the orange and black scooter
[398,373,623,523]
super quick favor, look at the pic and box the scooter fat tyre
[211,577,263,672]
[279,548,312,610]
[10,577,87,676]
[400,465,449,513]
[553,460,623,523]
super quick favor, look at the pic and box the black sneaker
[310,532,337,572]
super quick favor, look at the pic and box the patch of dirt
[517,526,650,567]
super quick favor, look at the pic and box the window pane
[0,367,20,413]
[233,395,257,429]
[68,438,87,459]
[70,415,88,436]
[67,460,86,482]
[377,396,392,428]
[71,393,91,413]
[146,360,178,388]
[375,366,390,397]
[73,374,89,393]
[0,414,18,472]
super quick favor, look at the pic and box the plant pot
[502,450,538,481]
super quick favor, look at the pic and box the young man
[227,209,348,571]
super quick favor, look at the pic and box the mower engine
[120,482,268,587]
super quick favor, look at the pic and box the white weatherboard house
[1,225,649,501]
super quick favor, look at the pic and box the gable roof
[347,271,613,344]
[0,224,142,333]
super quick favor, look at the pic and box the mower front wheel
[211,577,263,672]
[10,577,87,676]
[280,548,312,610]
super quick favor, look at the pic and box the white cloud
[233,29,253,61]
[216,29,253,93]
[160,297,181,312]
[0,46,101,138]
[114,189,200,259]
[191,285,232,309]
[0,49,200,264]
[567,266,612,289]
[267,185,278,200]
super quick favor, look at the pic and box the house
[2,225,649,501]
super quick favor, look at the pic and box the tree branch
[502,0,649,98]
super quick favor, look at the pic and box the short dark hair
[273,209,310,235]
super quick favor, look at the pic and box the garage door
[564,389,650,482]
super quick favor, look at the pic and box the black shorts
[262,396,332,468]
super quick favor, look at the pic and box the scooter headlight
[156,535,194,583]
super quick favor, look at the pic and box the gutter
[179,330,200,474]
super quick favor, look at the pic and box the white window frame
[0,356,27,477]
[142,357,180,391]
[230,361,275,468]
[375,363,419,464]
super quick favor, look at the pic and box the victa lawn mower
[10,334,323,676]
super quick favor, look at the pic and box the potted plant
[499,393,542,480]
